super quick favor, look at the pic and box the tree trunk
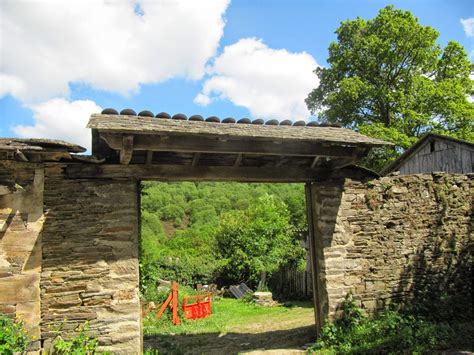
[257,271,267,291]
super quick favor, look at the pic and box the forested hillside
[139,182,307,294]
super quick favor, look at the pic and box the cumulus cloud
[0,74,26,98]
[194,38,319,120]
[461,18,474,37]
[13,99,102,150]
[0,0,229,103]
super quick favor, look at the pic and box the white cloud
[13,99,102,150]
[194,38,319,120]
[0,74,26,98]
[0,0,229,103]
[461,18,474,37]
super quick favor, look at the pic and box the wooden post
[172,281,180,325]
[305,182,323,337]
[156,294,172,318]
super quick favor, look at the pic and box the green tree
[215,194,304,289]
[306,6,474,171]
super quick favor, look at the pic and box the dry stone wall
[0,161,44,351]
[2,157,472,353]
[311,173,473,321]
[40,164,141,353]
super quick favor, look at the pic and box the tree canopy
[306,6,474,170]
[215,194,304,289]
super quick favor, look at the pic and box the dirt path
[144,305,316,354]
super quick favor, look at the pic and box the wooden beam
[120,135,134,165]
[330,148,369,169]
[66,164,332,182]
[275,155,286,168]
[310,156,320,169]
[305,183,323,337]
[100,133,363,158]
[146,151,153,165]
[233,153,242,167]
[191,153,200,167]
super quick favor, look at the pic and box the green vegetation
[216,195,304,288]
[306,5,474,171]
[140,181,306,297]
[50,321,99,355]
[0,315,30,354]
[0,315,103,355]
[309,296,474,354]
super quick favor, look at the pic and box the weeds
[0,315,30,354]
[308,295,473,354]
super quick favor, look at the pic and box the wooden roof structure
[381,133,474,175]
[0,138,86,162]
[66,111,391,182]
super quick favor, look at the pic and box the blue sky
[1,0,473,149]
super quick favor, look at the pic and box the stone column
[40,164,141,354]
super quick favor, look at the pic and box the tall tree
[306,6,474,170]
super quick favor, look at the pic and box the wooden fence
[269,267,313,300]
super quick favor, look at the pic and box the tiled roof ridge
[98,108,342,128]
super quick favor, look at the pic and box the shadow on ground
[144,325,316,354]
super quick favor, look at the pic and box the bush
[50,321,99,354]
[308,295,471,354]
[0,314,30,354]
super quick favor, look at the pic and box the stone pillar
[307,180,346,325]
[0,161,44,351]
[40,164,141,354]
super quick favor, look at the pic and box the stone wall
[40,164,141,353]
[2,157,472,353]
[311,173,473,321]
[0,161,44,351]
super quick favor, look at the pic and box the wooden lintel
[120,135,134,165]
[310,156,321,169]
[276,155,286,168]
[66,164,331,182]
[100,132,363,158]
[191,153,200,167]
[234,153,242,167]
[146,151,153,165]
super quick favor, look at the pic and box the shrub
[50,321,99,354]
[0,314,30,354]
[308,295,469,354]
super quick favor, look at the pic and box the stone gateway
[0,113,472,353]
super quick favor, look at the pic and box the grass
[143,298,316,354]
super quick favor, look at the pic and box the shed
[381,133,474,175]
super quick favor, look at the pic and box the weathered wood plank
[305,183,323,337]
[145,151,153,165]
[100,133,365,158]
[66,164,332,182]
[191,153,200,167]
[310,156,320,169]
[233,153,242,167]
[120,135,134,165]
